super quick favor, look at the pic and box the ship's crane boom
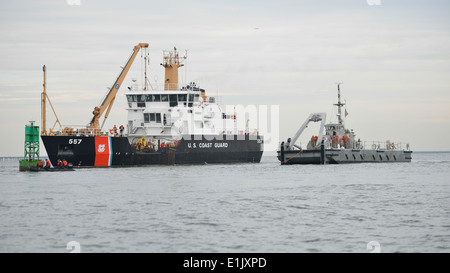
[287,112,327,150]
[89,43,149,130]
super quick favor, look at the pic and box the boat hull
[41,134,263,167]
[29,166,75,172]
[278,148,412,165]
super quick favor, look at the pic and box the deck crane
[88,43,149,132]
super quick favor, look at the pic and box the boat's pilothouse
[124,81,250,142]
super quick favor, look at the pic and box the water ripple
[0,154,449,252]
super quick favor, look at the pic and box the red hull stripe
[94,137,112,167]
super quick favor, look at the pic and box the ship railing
[280,139,411,151]
[43,125,119,137]
[208,95,223,106]
[157,83,180,91]
[128,83,180,92]
[361,141,411,151]
[127,83,210,93]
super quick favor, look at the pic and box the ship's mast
[334,83,345,125]
[144,47,150,90]
[40,65,62,135]
[41,65,47,135]
[161,47,186,91]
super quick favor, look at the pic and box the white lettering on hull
[187,142,229,148]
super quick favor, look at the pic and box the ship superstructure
[125,48,244,142]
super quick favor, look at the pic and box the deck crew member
[44,159,51,169]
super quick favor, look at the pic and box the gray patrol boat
[277,84,412,164]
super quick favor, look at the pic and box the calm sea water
[0,153,449,253]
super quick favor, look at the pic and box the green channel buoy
[19,121,41,171]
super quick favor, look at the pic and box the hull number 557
[69,139,82,145]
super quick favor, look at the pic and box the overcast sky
[1,0,449,156]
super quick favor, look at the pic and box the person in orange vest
[119,125,124,137]
[137,141,142,151]
[37,160,43,168]
[113,125,118,136]
[44,159,51,169]
[63,159,68,168]
[57,159,63,168]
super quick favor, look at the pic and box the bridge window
[169,95,178,107]
[178,94,187,102]
[127,95,136,102]
[137,95,145,102]
[146,113,161,123]
[161,94,168,102]
[153,94,161,102]
[145,95,152,102]
[188,94,194,107]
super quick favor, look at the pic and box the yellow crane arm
[89,43,149,129]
